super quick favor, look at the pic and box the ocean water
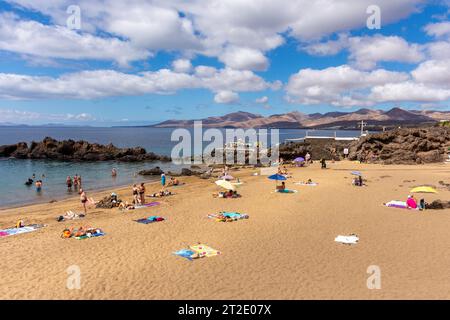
[0,126,361,208]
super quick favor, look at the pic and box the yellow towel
[190,244,221,258]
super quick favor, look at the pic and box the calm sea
[0,126,361,208]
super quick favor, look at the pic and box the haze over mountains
[152,108,450,129]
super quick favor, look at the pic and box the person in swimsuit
[139,183,146,204]
[35,180,42,192]
[112,168,117,177]
[66,176,73,190]
[132,184,140,204]
[79,188,88,214]
[73,174,79,189]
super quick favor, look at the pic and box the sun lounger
[135,216,165,224]
[335,234,359,245]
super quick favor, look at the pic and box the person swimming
[25,178,33,186]
[35,180,42,192]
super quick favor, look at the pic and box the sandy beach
[1,161,449,300]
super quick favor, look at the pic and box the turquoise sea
[0,126,361,208]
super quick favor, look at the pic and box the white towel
[335,235,359,244]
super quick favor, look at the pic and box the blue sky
[0,0,449,126]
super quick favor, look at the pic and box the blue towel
[173,249,196,261]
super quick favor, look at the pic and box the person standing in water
[112,168,117,177]
[79,188,88,214]
[35,180,42,192]
[73,174,79,189]
[66,176,73,190]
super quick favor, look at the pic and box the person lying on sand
[149,189,172,197]
[119,201,135,210]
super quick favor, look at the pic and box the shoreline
[1,161,450,299]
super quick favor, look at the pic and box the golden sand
[0,161,449,299]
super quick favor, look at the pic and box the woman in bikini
[80,188,88,214]
[132,184,140,204]
[139,183,146,204]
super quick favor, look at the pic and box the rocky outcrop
[138,167,164,176]
[348,127,450,164]
[278,138,352,161]
[0,137,171,162]
[425,200,450,210]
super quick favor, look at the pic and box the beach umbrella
[294,157,305,162]
[268,174,287,181]
[268,173,286,188]
[220,174,234,181]
[351,171,362,176]
[410,186,437,194]
[215,180,236,191]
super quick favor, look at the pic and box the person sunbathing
[119,201,135,210]
[74,227,86,237]
[406,195,418,209]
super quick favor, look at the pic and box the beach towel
[134,202,161,209]
[74,230,105,240]
[173,249,197,261]
[335,235,359,245]
[294,182,318,186]
[207,212,249,222]
[275,189,298,193]
[190,244,221,258]
[135,216,165,224]
[0,224,45,238]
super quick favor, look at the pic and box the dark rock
[0,137,171,162]
[138,167,163,176]
[349,127,450,164]
[425,200,450,210]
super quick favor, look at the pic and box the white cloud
[219,46,269,71]
[0,109,95,122]
[0,67,276,100]
[424,21,450,38]
[285,65,409,106]
[3,0,424,68]
[255,96,269,104]
[0,13,151,67]
[172,59,193,73]
[370,82,450,102]
[412,59,450,87]
[214,90,239,104]
[303,34,425,70]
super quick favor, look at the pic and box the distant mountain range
[152,108,450,129]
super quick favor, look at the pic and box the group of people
[24,173,45,192]
[132,183,146,205]
[66,174,82,191]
